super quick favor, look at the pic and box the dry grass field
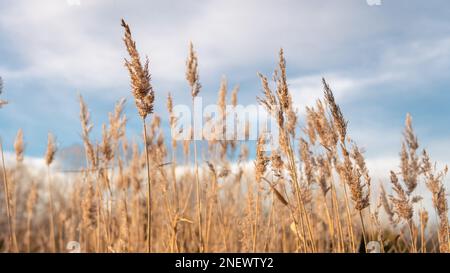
[0,19,448,253]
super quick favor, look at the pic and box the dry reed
[121,18,155,253]
[0,28,448,254]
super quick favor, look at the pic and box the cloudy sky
[1,0,450,181]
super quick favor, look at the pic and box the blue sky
[1,0,450,180]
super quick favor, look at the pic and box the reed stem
[143,119,153,253]
[1,139,17,252]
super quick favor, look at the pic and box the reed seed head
[401,113,419,194]
[45,132,57,166]
[186,42,201,98]
[389,171,413,221]
[14,129,24,163]
[323,78,347,143]
[231,85,239,108]
[121,19,155,119]
[380,183,397,226]
[255,134,269,182]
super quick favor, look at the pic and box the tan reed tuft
[185,41,204,252]
[45,133,57,166]
[186,42,201,98]
[121,19,154,119]
[14,129,24,163]
[422,150,449,253]
[0,36,448,254]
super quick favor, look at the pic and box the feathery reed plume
[186,42,201,98]
[45,133,57,166]
[82,182,98,230]
[218,77,227,117]
[316,156,331,196]
[422,150,449,253]
[389,114,422,252]
[79,95,97,168]
[349,144,371,249]
[255,134,269,183]
[401,113,420,194]
[322,78,358,252]
[186,41,204,252]
[348,144,371,211]
[276,50,297,136]
[108,98,127,149]
[45,132,57,252]
[380,184,397,226]
[389,171,413,223]
[167,92,177,147]
[121,18,155,253]
[322,78,347,144]
[216,77,229,158]
[275,49,289,110]
[100,124,113,163]
[270,150,284,177]
[307,101,338,149]
[231,85,239,108]
[217,76,227,142]
[258,49,316,252]
[14,129,24,163]
[299,138,315,185]
[167,93,173,119]
[108,98,127,191]
[228,84,241,155]
[389,170,416,252]
[166,92,180,210]
[304,108,317,146]
[121,19,154,119]
[257,73,276,114]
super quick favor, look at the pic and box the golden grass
[0,20,448,253]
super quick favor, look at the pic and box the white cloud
[0,1,124,92]
[288,35,450,111]
[1,0,449,99]
[0,0,387,91]
[2,151,47,175]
